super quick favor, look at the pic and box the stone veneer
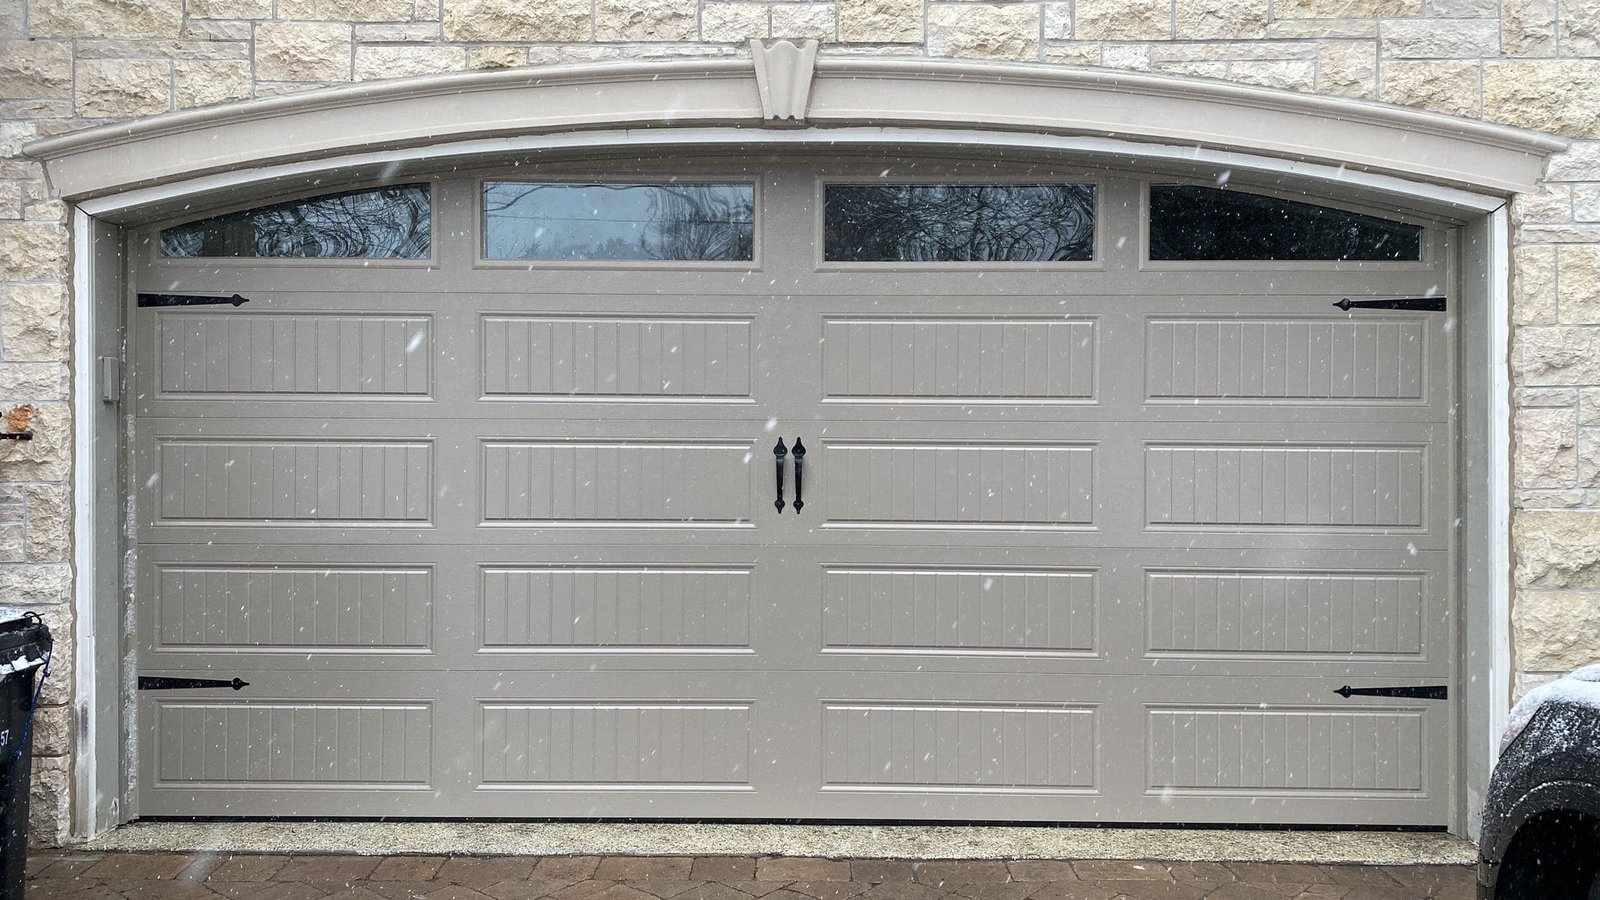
[2,0,1599,845]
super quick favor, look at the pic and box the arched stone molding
[27,46,1565,202]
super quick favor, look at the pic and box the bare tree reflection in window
[483,183,755,261]
[1148,185,1423,261]
[825,184,1096,262]
[161,185,431,259]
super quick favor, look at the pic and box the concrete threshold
[80,822,1477,866]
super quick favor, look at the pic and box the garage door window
[483,182,755,262]
[159,184,431,259]
[823,183,1096,262]
[1148,184,1423,261]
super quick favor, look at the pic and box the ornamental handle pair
[773,438,806,513]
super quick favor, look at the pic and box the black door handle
[773,438,787,512]
[792,438,806,513]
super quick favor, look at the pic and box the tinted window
[160,185,431,258]
[1149,185,1423,261]
[484,183,755,261]
[824,184,1095,262]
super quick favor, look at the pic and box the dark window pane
[160,185,431,258]
[484,183,754,261]
[824,184,1095,262]
[1149,185,1423,261]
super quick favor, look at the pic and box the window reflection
[824,184,1096,262]
[483,183,755,261]
[160,184,431,259]
[1148,185,1424,261]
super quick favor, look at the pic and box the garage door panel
[820,315,1098,405]
[150,310,434,401]
[1145,315,1432,405]
[481,313,756,403]
[1146,704,1429,797]
[778,545,1448,676]
[148,698,435,790]
[818,565,1098,658]
[152,436,435,527]
[1145,442,1427,530]
[820,702,1099,795]
[481,564,754,653]
[480,438,757,527]
[138,546,778,672]
[1144,568,1433,662]
[817,439,1097,531]
[480,701,754,790]
[149,562,435,654]
[803,671,1447,823]
[136,292,777,420]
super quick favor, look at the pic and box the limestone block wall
[1,0,1598,844]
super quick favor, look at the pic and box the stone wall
[2,0,1599,843]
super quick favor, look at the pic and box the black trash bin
[0,611,51,900]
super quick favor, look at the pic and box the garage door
[131,163,1456,825]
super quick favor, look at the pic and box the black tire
[1494,810,1600,900]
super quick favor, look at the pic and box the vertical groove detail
[1146,445,1424,527]
[155,702,432,786]
[822,704,1097,790]
[482,566,752,649]
[1148,708,1425,792]
[1147,318,1425,401]
[159,313,431,397]
[482,316,753,399]
[823,317,1096,401]
[822,567,1096,653]
[480,703,752,786]
[1145,570,1425,656]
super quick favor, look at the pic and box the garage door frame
[38,50,1554,840]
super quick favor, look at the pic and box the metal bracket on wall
[1334,684,1448,700]
[1334,297,1447,312]
[137,293,251,308]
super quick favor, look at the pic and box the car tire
[1493,810,1600,900]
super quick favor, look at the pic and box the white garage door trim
[30,46,1562,200]
[45,49,1547,839]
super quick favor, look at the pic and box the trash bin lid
[0,608,50,675]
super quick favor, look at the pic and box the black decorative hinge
[1334,684,1447,700]
[0,433,31,441]
[138,676,249,691]
[1334,297,1447,312]
[138,293,251,308]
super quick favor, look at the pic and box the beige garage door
[131,162,1456,825]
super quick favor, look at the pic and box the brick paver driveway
[25,853,1476,900]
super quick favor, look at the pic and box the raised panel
[1148,707,1427,794]
[1146,444,1425,528]
[155,565,433,651]
[156,439,433,525]
[482,315,753,401]
[156,312,432,398]
[823,442,1095,529]
[822,703,1097,792]
[1146,317,1425,402]
[482,566,752,651]
[1146,570,1425,658]
[481,440,752,526]
[823,317,1095,403]
[153,701,432,786]
[822,567,1095,656]
[480,703,752,787]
